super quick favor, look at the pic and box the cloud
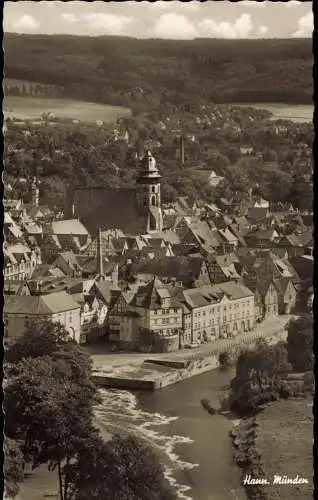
[285,1,302,7]
[12,15,40,33]
[152,13,197,39]
[240,1,266,8]
[149,1,200,12]
[80,13,134,35]
[150,1,173,9]
[258,25,268,36]
[200,13,253,39]
[61,13,78,24]
[293,11,313,37]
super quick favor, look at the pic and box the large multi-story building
[183,281,255,343]
[4,243,41,281]
[108,277,183,352]
[3,291,81,344]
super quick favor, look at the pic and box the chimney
[64,186,75,219]
[112,263,119,289]
[179,136,185,166]
[97,228,104,278]
[32,177,39,207]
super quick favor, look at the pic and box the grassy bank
[231,398,312,500]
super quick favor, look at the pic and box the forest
[4,34,313,111]
[4,109,313,212]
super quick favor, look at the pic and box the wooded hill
[4,34,312,111]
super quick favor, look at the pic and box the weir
[92,320,289,391]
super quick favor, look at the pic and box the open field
[4,95,131,123]
[256,398,313,499]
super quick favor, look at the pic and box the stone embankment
[92,317,289,391]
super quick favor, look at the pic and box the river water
[232,102,313,123]
[95,368,247,500]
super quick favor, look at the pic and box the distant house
[4,280,31,297]
[206,254,242,285]
[240,146,254,155]
[247,206,271,223]
[113,128,130,144]
[253,198,269,209]
[40,219,91,256]
[273,278,297,315]
[245,278,278,319]
[130,256,211,289]
[181,221,222,253]
[4,243,41,281]
[217,198,232,213]
[3,291,81,344]
[190,169,225,188]
[72,293,108,344]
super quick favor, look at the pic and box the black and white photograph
[2,1,314,499]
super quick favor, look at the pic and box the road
[87,315,295,372]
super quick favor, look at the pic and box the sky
[4,1,313,40]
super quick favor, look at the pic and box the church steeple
[136,150,163,232]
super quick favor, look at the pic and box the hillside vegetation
[4,34,313,111]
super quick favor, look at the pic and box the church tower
[136,150,163,232]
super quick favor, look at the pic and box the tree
[288,178,313,211]
[4,439,24,499]
[287,315,313,372]
[68,434,177,500]
[4,356,98,500]
[219,351,230,370]
[229,340,291,414]
[4,320,71,365]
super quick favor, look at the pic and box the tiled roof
[131,256,205,283]
[209,281,253,300]
[51,219,89,236]
[4,280,30,296]
[186,222,221,248]
[273,278,292,296]
[183,281,253,309]
[4,291,79,315]
[247,207,269,220]
[79,188,149,236]
[131,277,178,310]
[41,291,80,312]
[218,228,238,243]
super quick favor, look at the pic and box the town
[4,110,313,355]
[3,5,314,499]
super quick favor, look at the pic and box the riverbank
[232,102,313,123]
[91,316,291,391]
[4,95,131,123]
[230,398,313,500]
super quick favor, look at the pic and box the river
[232,102,313,123]
[95,368,247,500]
